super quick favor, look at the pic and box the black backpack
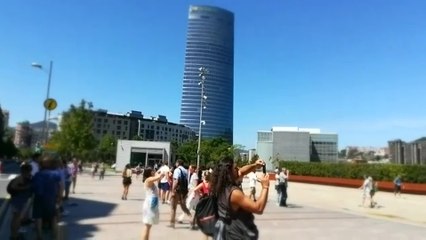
[195,195,218,237]
[176,168,188,195]
[7,178,17,196]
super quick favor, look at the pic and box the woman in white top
[141,167,164,240]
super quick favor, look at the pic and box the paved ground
[1,171,425,239]
[59,173,426,240]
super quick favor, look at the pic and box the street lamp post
[32,60,53,144]
[196,67,208,170]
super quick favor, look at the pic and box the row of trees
[46,100,249,165]
[3,100,251,165]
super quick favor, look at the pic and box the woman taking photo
[211,157,269,240]
[141,168,164,240]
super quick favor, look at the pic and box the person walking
[70,158,79,194]
[99,162,106,180]
[360,176,372,207]
[32,156,64,240]
[169,159,192,228]
[177,165,199,225]
[393,175,403,197]
[278,168,289,207]
[121,164,132,200]
[158,161,171,204]
[140,167,164,240]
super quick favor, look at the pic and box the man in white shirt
[248,170,257,201]
[158,161,170,204]
[169,159,191,228]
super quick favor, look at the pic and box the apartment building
[92,110,195,144]
[388,137,426,165]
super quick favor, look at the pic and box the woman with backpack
[210,157,269,240]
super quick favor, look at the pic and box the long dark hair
[143,167,153,183]
[210,156,236,197]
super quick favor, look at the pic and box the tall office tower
[179,5,234,143]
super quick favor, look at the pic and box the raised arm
[237,160,264,179]
[231,173,270,214]
[145,172,164,187]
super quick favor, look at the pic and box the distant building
[179,5,235,143]
[1,109,9,130]
[92,110,195,144]
[388,137,426,165]
[257,127,338,170]
[14,121,32,148]
[30,121,58,146]
[345,146,389,157]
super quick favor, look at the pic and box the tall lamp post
[32,60,53,144]
[196,67,208,170]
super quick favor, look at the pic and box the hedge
[279,161,426,184]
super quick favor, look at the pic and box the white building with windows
[257,127,338,170]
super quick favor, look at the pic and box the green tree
[175,139,197,164]
[50,100,97,159]
[175,137,233,167]
[97,134,117,164]
[132,135,143,140]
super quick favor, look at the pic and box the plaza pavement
[62,173,425,240]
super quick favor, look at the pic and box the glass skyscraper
[179,5,234,143]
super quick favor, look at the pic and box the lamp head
[31,63,43,69]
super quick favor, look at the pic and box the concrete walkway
[61,174,426,240]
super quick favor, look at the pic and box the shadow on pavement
[62,197,117,239]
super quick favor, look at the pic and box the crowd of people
[7,153,81,240]
[119,157,270,240]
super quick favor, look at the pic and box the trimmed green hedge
[279,161,426,184]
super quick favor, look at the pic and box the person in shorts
[158,161,170,204]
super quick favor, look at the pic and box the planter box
[270,174,426,195]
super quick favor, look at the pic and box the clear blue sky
[1,0,426,150]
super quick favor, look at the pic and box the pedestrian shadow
[285,204,303,208]
[62,197,117,239]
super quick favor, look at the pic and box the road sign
[44,98,58,111]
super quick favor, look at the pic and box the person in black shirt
[210,157,270,240]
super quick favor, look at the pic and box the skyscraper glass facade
[179,5,234,143]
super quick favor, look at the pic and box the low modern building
[92,110,195,144]
[388,137,426,165]
[257,127,338,170]
[115,140,171,171]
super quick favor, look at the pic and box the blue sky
[1,0,426,150]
